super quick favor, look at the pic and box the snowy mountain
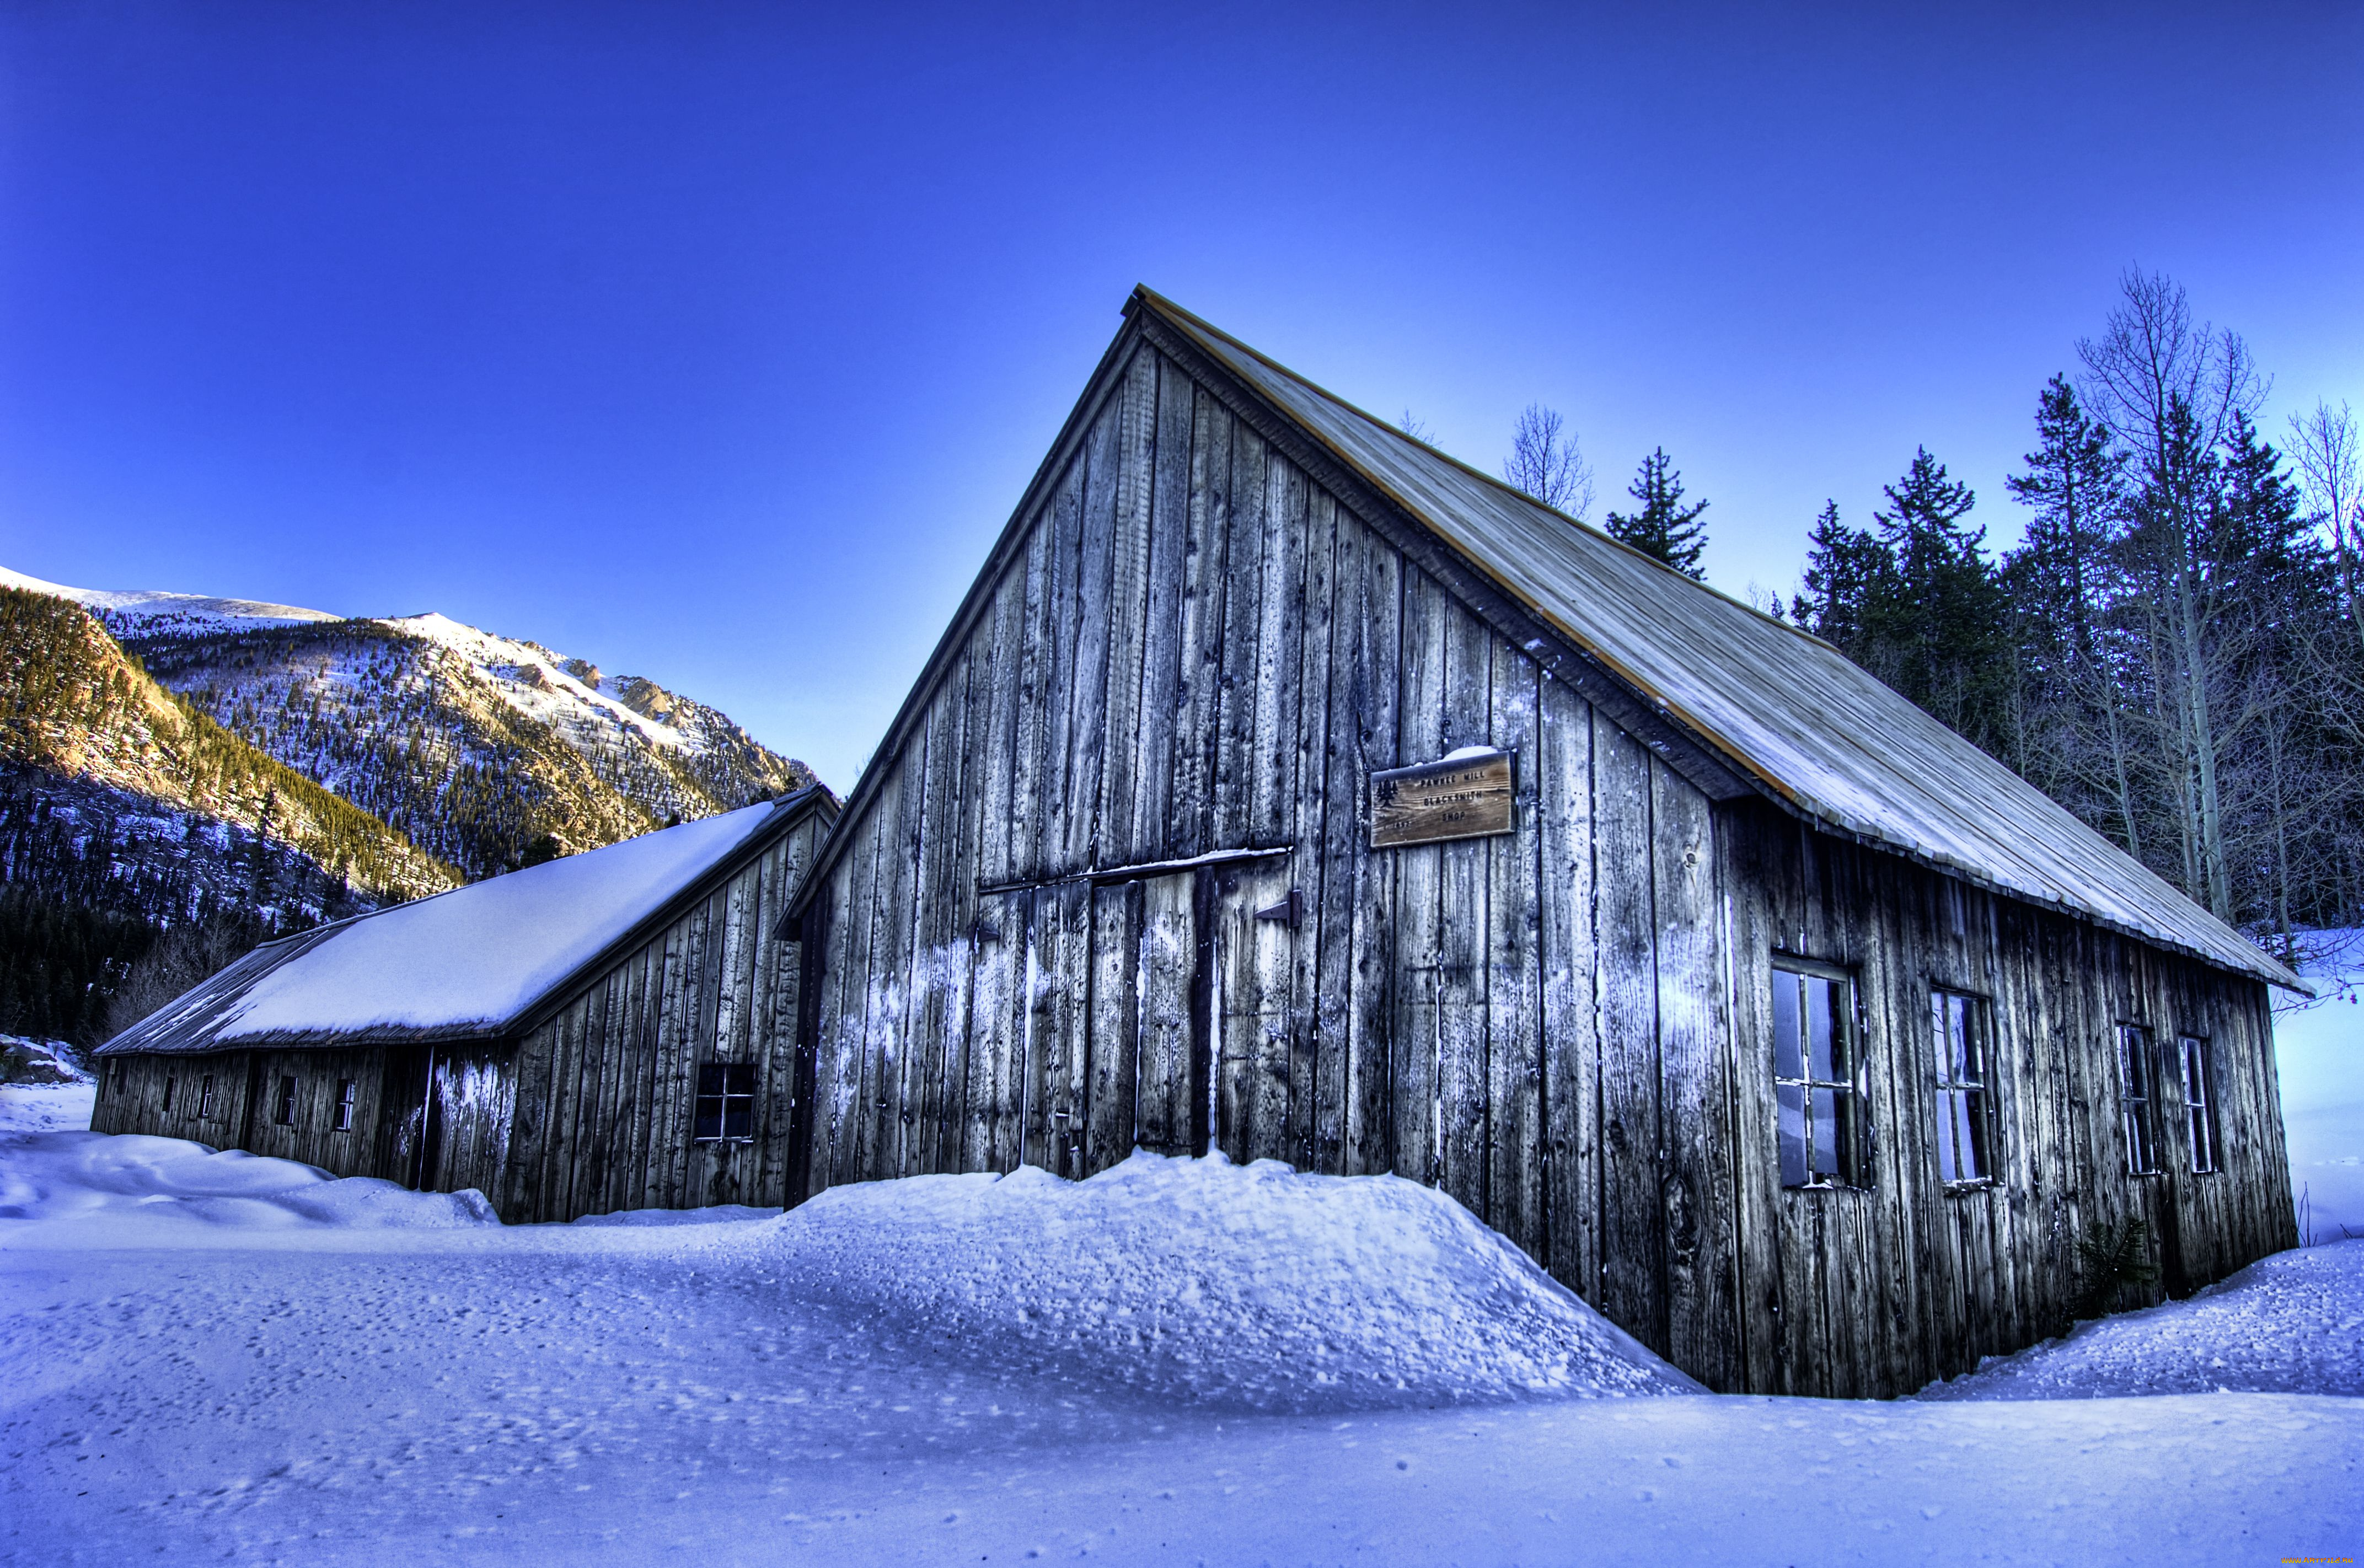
[11,567,814,881]
[0,565,340,636]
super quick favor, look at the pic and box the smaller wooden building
[90,787,835,1223]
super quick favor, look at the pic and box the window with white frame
[197,1075,217,1121]
[2116,1024,2157,1176]
[1930,989,1995,1185]
[2179,1036,2221,1174]
[334,1079,358,1132]
[275,1075,299,1127]
[1771,959,1865,1188]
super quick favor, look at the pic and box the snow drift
[1922,1238,2364,1400]
[765,1150,1698,1410]
[0,1124,498,1231]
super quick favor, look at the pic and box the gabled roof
[793,288,2299,993]
[1130,290,2300,992]
[98,786,837,1056]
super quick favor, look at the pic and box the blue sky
[3,1,2358,787]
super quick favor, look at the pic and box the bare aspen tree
[2290,400,2361,646]
[2077,270,2267,921]
[1502,404,1595,520]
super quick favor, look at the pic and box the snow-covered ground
[4,1082,2358,1565]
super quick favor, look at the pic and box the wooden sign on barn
[1370,749,1514,847]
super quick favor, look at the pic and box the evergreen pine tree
[1792,500,1888,656]
[2005,377,2125,667]
[1866,447,2013,755]
[1604,448,1710,578]
[2002,376,2140,853]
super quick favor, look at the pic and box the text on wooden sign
[1370,750,1514,848]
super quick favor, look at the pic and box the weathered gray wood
[1096,349,1159,867]
[1391,567,1449,1189]
[1128,352,1196,864]
[1085,878,1140,1174]
[1434,599,1492,1222]
[1486,657,1544,1260]
[1536,675,1600,1301]
[1653,759,1738,1391]
[1290,490,1339,1170]
[1133,871,1198,1154]
[1342,534,1402,1178]
[1211,420,1268,850]
[1060,375,1125,874]
[1213,856,1296,1162]
[1594,711,1665,1355]
[1171,385,1233,855]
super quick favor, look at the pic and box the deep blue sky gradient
[3,1,2359,785]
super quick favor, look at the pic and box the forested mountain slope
[0,587,460,1040]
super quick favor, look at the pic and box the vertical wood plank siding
[797,340,2301,1399]
[92,808,832,1226]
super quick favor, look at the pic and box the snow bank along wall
[784,290,2300,1401]
[92,792,836,1222]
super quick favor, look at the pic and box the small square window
[1771,960,1865,1188]
[275,1075,299,1127]
[2179,1037,2220,1174]
[334,1079,357,1132]
[693,1063,757,1144]
[2117,1025,2157,1176]
[1931,990,1996,1186]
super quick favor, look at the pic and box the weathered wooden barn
[783,288,2306,1399]
[92,787,835,1222]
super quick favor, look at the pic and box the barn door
[1209,858,1300,1164]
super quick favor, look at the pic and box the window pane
[1777,1081,1806,1186]
[722,1097,754,1140]
[1772,974,1803,1082]
[697,1064,727,1097]
[1810,1087,1841,1177]
[694,1099,722,1142]
[1950,1090,1984,1182]
[1947,995,1975,1083]
[1807,976,1838,1082]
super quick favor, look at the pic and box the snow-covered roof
[1129,289,2302,992]
[98,788,834,1055]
